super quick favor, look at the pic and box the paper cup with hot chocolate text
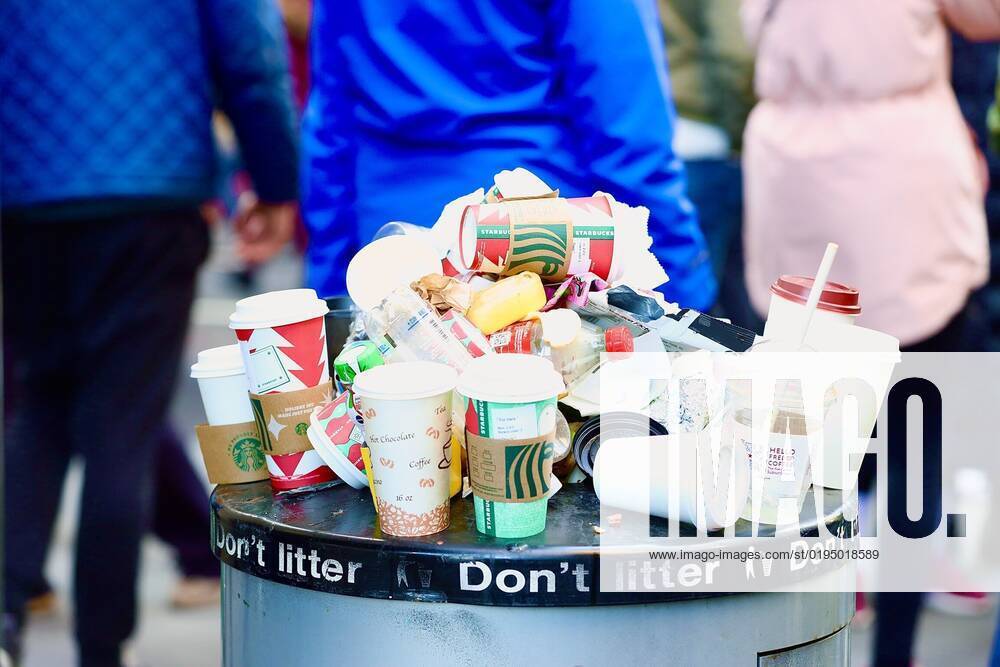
[352,362,457,536]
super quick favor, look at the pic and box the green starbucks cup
[457,354,565,538]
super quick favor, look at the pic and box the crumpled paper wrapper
[411,273,473,314]
[595,191,670,290]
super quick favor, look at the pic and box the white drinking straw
[798,242,839,346]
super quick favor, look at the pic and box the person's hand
[233,192,297,264]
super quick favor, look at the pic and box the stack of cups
[352,362,458,536]
[762,278,900,490]
[229,289,336,493]
[457,355,565,538]
[190,345,268,484]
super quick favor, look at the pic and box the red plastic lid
[604,326,635,353]
[770,275,861,315]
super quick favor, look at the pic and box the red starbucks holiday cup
[459,196,616,280]
[229,289,336,492]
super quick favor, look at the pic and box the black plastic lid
[572,412,669,477]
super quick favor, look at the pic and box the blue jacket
[0,0,298,216]
[302,0,717,309]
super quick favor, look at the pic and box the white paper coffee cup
[191,345,268,485]
[353,362,458,536]
[190,345,254,426]
[593,426,749,532]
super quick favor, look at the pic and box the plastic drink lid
[770,275,861,315]
[457,354,565,403]
[575,412,668,478]
[353,361,458,401]
[190,344,246,379]
[346,236,441,310]
[228,289,329,330]
[604,325,635,353]
[536,309,582,348]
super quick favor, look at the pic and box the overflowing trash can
[212,483,854,666]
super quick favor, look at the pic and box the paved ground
[17,227,1000,666]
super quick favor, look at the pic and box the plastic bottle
[487,312,634,385]
[362,287,473,371]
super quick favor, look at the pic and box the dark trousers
[25,425,217,601]
[153,425,217,578]
[868,301,988,667]
[3,211,208,666]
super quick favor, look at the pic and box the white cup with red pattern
[229,289,335,492]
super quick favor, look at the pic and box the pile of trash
[194,167,905,540]
[343,166,755,416]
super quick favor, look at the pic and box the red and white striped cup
[229,289,335,492]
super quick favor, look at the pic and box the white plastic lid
[353,361,458,401]
[306,422,369,489]
[536,309,582,348]
[228,289,329,330]
[190,344,246,379]
[346,236,441,310]
[457,354,564,404]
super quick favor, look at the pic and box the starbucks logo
[231,436,265,473]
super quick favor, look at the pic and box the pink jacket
[741,0,1000,345]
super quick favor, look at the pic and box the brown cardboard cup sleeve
[466,431,555,503]
[250,381,333,456]
[503,201,574,281]
[195,422,269,485]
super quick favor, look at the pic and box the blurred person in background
[660,0,761,330]
[25,426,225,617]
[917,30,1000,618]
[742,0,998,352]
[740,1,1000,665]
[222,0,313,292]
[302,0,717,311]
[279,0,312,111]
[954,31,1000,356]
[0,1,298,666]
